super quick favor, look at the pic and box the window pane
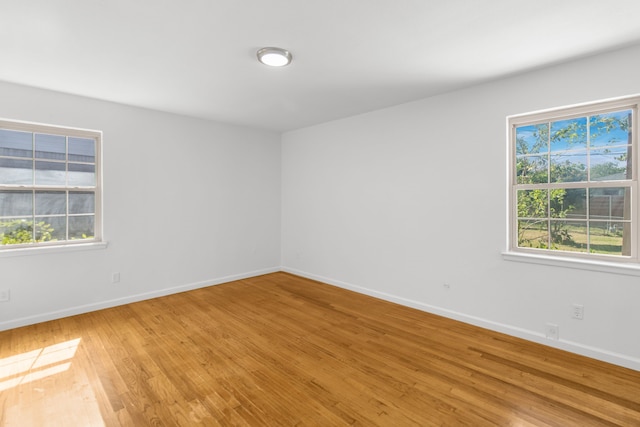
[518,219,548,249]
[590,146,630,181]
[0,218,34,245]
[550,150,587,182]
[69,192,94,214]
[34,216,66,241]
[0,191,32,217]
[35,161,66,185]
[35,134,65,160]
[550,117,587,151]
[68,163,95,186]
[516,155,547,184]
[35,191,66,215]
[589,188,628,221]
[0,129,32,158]
[68,137,95,163]
[516,124,548,155]
[517,189,548,218]
[590,110,632,148]
[69,215,94,240]
[590,222,625,256]
[561,188,587,220]
[549,188,586,219]
[0,158,33,185]
[551,221,588,253]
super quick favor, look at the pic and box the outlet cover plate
[545,323,559,340]
[572,304,584,320]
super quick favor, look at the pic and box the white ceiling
[2,0,640,132]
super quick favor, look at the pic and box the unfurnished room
[1,1,640,426]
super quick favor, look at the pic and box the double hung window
[508,96,638,262]
[0,119,101,250]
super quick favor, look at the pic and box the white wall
[3,44,639,372]
[281,44,640,371]
[0,81,282,330]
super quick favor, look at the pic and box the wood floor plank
[1,271,639,426]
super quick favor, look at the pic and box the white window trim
[0,241,108,258]
[505,95,640,270]
[0,117,104,254]
[501,250,640,276]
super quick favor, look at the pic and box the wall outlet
[571,304,584,320]
[545,323,559,340]
[0,288,10,302]
[111,272,121,284]
[443,283,451,290]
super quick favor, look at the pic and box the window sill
[502,251,640,276]
[0,241,109,258]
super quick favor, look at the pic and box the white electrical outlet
[0,289,10,302]
[545,323,559,340]
[571,304,584,320]
[112,272,121,284]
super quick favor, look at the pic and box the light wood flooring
[0,272,639,426]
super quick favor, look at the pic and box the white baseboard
[0,266,280,332]
[281,267,640,372]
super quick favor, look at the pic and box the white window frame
[0,118,104,255]
[505,95,640,272]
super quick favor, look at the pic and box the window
[508,96,638,262]
[0,119,101,251]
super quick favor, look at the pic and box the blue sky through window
[516,110,631,154]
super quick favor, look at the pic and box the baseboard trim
[0,266,280,332]
[281,267,640,372]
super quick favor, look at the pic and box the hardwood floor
[0,272,639,426]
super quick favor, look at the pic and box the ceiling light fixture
[257,47,292,67]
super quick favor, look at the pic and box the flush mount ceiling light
[257,47,292,67]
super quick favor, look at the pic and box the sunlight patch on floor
[0,338,80,392]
